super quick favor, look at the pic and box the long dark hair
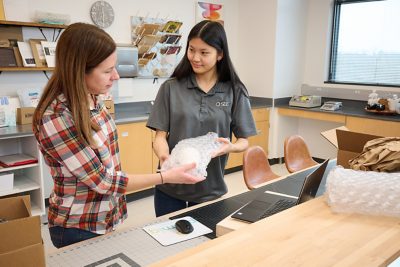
[33,23,116,146]
[172,20,249,97]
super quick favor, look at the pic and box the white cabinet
[0,128,44,216]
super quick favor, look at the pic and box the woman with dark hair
[147,20,257,216]
[33,23,204,248]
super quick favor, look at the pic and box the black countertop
[1,97,398,138]
[275,97,400,122]
[114,97,273,124]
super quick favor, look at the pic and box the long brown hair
[33,23,116,146]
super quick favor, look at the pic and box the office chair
[242,146,280,190]
[284,135,318,173]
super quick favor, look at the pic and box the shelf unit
[0,66,55,72]
[0,133,45,216]
[0,20,67,74]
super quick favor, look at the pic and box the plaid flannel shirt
[35,94,128,234]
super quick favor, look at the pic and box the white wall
[1,0,240,102]
[235,0,277,98]
[273,0,307,99]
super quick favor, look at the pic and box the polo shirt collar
[187,72,226,94]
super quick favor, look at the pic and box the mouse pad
[142,216,212,246]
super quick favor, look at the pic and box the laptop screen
[296,159,329,204]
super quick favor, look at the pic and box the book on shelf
[161,21,182,33]
[17,41,36,67]
[0,47,17,67]
[159,33,181,44]
[41,41,56,67]
[12,47,23,67]
[8,39,23,67]
[0,154,38,167]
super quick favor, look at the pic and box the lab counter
[113,97,272,124]
[2,96,398,139]
[275,97,400,122]
[152,196,400,267]
[46,160,400,266]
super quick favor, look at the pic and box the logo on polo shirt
[216,101,230,107]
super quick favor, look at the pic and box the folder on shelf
[0,154,38,167]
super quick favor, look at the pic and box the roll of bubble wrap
[325,166,400,217]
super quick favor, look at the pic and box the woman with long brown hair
[33,23,204,248]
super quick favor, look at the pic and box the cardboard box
[104,99,115,114]
[16,107,35,125]
[0,195,45,267]
[0,172,13,192]
[321,126,381,168]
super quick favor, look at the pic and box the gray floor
[41,165,289,252]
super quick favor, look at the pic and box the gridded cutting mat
[46,219,210,267]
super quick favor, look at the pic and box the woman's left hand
[211,137,234,158]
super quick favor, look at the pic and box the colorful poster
[196,2,223,25]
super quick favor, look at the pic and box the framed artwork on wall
[196,2,224,25]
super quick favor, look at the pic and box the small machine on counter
[289,95,322,108]
[320,101,342,111]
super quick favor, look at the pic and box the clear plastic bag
[161,132,222,178]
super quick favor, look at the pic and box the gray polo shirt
[146,74,257,203]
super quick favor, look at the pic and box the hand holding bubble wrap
[161,132,222,178]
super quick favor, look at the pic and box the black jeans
[154,187,198,217]
[49,226,100,248]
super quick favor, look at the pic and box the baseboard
[224,166,243,174]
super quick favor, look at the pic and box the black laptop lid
[231,159,330,223]
[296,159,329,204]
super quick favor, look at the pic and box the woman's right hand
[161,163,205,184]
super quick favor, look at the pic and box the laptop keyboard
[259,199,296,219]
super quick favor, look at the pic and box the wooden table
[150,196,400,267]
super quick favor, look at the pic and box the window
[328,0,400,87]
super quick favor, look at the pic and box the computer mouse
[175,219,194,234]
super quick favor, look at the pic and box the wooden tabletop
[150,196,400,267]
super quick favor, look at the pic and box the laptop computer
[231,159,329,223]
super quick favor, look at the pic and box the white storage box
[0,172,14,192]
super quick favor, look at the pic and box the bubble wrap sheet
[325,166,400,217]
[162,132,221,178]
